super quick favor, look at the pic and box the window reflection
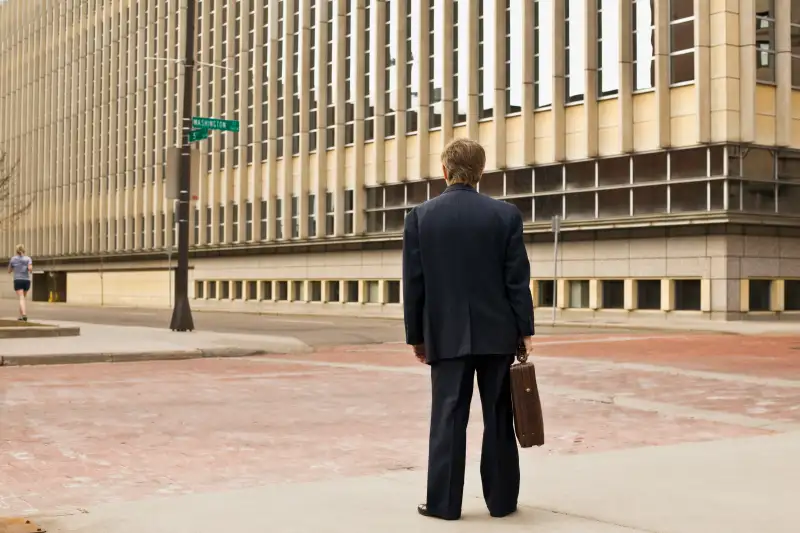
[534,194,563,220]
[565,0,586,102]
[670,182,708,213]
[792,4,800,87]
[598,189,630,218]
[742,181,776,213]
[566,192,595,219]
[669,0,694,84]
[755,1,776,83]
[385,0,397,137]
[741,148,775,181]
[453,0,469,124]
[633,185,667,214]
[506,0,524,114]
[479,0,496,119]
[534,0,553,107]
[406,0,420,133]
[364,0,375,141]
[632,0,655,91]
[429,0,444,128]
[598,0,620,97]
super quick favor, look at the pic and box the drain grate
[0,518,45,533]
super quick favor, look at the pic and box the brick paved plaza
[1,330,799,532]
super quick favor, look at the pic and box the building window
[206,206,212,243]
[537,280,555,307]
[310,281,323,301]
[568,280,590,308]
[261,0,270,162]
[327,280,341,302]
[385,0,398,136]
[669,0,694,85]
[218,204,225,243]
[346,280,360,302]
[785,280,800,311]
[674,279,701,311]
[291,196,300,238]
[325,191,335,235]
[247,280,258,300]
[325,0,335,148]
[597,0,620,97]
[365,280,380,303]
[405,0,420,132]
[453,0,468,123]
[792,6,800,88]
[755,2,776,84]
[534,0,553,108]
[277,281,289,301]
[429,0,444,127]
[208,280,218,299]
[602,280,625,309]
[276,0,286,157]
[632,0,655,91]
[275,198,283,239]
[387,280,401,303]
[637,280,661,310]
[505,0,523,114]
[292,0,301,154]
[477,0,495,119]
[261,280,273,300]
[232,203,240,242]
[292,280,305,301]
[195,281,205,299]
[364,0,376,140]
[234,281,244,300]
[749,280,772,312]
[309,0,319,151]
[245,201,253,241]
[345,189,355,234]
[260,200,268,240]
[220,281,231,300]
[565,0,585,103]
[345,0,356,144]
[308,194,317,237]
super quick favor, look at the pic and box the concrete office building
[1,0,800,322]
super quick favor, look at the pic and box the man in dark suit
[403,138,535,521]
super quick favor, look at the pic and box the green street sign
[188,128,209,143]
[192,117,240,132]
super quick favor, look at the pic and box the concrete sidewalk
[0,320,310,365]
[35,431,800,533]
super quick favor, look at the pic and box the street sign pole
[551,215,561,326]
[170,0,196,332]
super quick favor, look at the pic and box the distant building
[1,0,799,321]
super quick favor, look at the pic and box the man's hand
[522,336,534,355]
[517,336,534,361]
[413,344,426,363]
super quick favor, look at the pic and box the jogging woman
[8,244,32,321]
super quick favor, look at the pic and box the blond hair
[440,139,486,187]
[15,244,25,255]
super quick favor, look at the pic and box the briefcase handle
[515,341,528,364]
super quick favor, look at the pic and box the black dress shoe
[417,504,460,521]
[490,507,518,518]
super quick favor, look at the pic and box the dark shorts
[13,279,30,292]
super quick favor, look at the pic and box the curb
[0,345,311,367]
[0,326,81,339]
[545,321,744,335]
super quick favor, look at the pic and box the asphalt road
[0,300,653,346]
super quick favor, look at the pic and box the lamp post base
[169,294,195,332]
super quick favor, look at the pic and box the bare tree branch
[0,148,33,230]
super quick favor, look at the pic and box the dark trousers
[426,355,520,519]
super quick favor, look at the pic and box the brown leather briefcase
[510,349,545,448]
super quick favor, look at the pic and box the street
[1,326,799,532]
[0,300,658,346]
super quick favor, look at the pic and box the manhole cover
[0,518,45,533]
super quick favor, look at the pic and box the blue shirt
[9,255,32,281]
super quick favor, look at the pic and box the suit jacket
[402,182,535,364]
